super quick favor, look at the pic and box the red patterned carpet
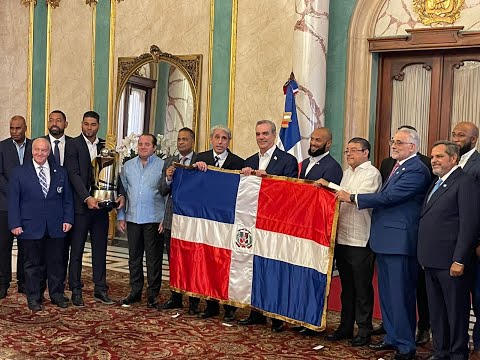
[0,269,434,359]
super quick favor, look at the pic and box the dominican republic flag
[279,79,304,162]
[170,167,338,330]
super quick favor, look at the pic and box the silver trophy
[91,148,119,210]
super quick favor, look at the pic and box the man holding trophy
[64,111,124,306]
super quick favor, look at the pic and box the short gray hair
[397,128,420,151]
[432,140,460,162]
[210,125,232,140]
[256,120,276,135]
[32,137,51,151]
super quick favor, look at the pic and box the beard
[49,126,64,136]
[459,141,473,157]
[308,144,326,157]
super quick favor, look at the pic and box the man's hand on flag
[194,161,208,172]
[315,178,329,188]
[166,166,176,181]
[335,190,352,203]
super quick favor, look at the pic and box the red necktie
[388,162,400,179]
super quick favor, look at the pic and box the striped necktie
[214,155,220,167]
[39,166,48,197]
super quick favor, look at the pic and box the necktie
[388,162,400,179]
[214,155,220,167]
[53,140,61,165]
[427,179,444,203]
[180,156,187,165]
[39,166,48,197]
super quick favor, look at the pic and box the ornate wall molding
[20,0,37,6]
[46,0,61,8]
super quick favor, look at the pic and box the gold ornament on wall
[46,0,61,8]
[413,0,465,25]
[20,0,37,6]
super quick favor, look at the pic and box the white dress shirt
[33,160,50,192]
[258,146,276,170]
[305,151,330,176]
[82,134,99,162]
[49,134,66,165]
[328,161,382,247]
[458,148,476,169]
[213,149,228,168]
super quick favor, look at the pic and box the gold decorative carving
[413,0,465,25]
[20,0,36,6]
[85,0,98,6]
[46,0,61,8]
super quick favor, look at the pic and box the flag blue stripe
[279,80,301,151]
[172,168,240,224]
[251,256,326,326]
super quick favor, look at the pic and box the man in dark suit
[299,127,343,184]
[418,140,479,360]
[8,138,74,311]
[64,111,123,306]
[0,115,32,299]
[337,128,431,360]
[451,121,480,355]
[238,119,298,333]
[377,125,434,346]
[194,125,244,321]
[44,110,71,166]
[158,127,200,314]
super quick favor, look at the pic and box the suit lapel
[463,151,479,174]
[422,169,461,214]
[27,162,44,197]
[7,140,21,166]
[266,148,279,173]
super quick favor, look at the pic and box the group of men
[0,111,479,360]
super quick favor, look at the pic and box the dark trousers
[68,209,109,294]
[471,259,480,350]
[336,244,374,337]
[22,236,65,301]
[425,268,471,360]
[0,211,25,290]
[126,222,163,298]
[376,253,418,354]
[205,299,237,314]
[165,229,198,307]
[416,266,430,332]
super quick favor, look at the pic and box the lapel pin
[274,156,277,160]
[442,184,447,188]
[402,168,406,171]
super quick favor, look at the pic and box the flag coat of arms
[170,167,338,330]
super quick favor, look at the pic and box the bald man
[0,116,32,299]
[451,121,480,355]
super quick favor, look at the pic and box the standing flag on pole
[169,167,339,330]
[279,76,304,162]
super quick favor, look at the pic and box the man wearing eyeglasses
[336,128,431,360]
[318,138,381,347]
[376,125,434,347]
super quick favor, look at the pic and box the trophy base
[98,200,119,211]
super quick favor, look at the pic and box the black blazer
[195,149,244,170]
[463,150,480,182]
[418,168,480,269]
[0,137,32,211]
[380,152,433,183]
[299,153,343,183]
[244,146,298,177]
[64,134,104,214]
[42,134,72,166]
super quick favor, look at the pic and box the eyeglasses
[389,140,413,146]
[344,149,365,154]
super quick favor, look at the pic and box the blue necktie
[39,166,48,198]
[53,140,61,165]
[427,179,443,203]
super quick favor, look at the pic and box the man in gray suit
[158,127,199,314]
[451,121,480,355]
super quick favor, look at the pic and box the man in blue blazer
[238,119,298,333]
[8,138,74,311]
[418,140,479,360]
[0,115,32,299]
[451,121,480,356]
[337,128,431,360]
[299,127,343,184]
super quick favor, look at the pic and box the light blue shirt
[118,154,166,224]
[13,139,26,165]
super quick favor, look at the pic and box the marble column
[293,0,330,155]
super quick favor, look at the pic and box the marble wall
[375,0,480,36]
[50,2,92,136]
[0,3,29,140]
[115,0,210,150]
[233,1,296,158]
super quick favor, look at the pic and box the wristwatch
[349,193,356,203]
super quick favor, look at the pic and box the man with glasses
[336,128,431,360]
[318,138,381,347]
[451,121,480,356]
[377,125,434,347]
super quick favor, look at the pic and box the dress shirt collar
[179,151,194,164]
[350,160,371,172]
[33,160,49,171]
[13,138,26,148]
[137,153,157,165]
[459,148,476,168]
[398,152,417,166]
[82,133,99,146]
[49,134,66,145]
[259,145,276,159]
[310,151,329,164]
[213,149,228,160]
[439,165,459,183]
